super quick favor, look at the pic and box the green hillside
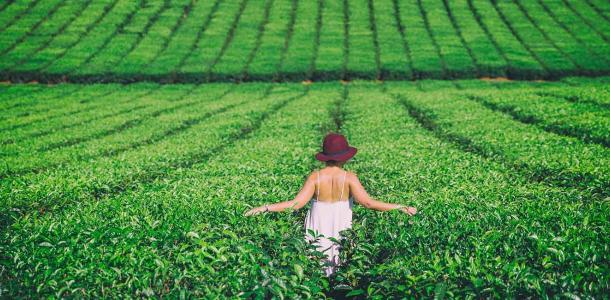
[0,0,610,82]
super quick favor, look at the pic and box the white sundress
[304,170,353,277]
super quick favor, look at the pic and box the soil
[479,76,511,82]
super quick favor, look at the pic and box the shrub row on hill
[2,0,610,82]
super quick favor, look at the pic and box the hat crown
[323,133,349,154]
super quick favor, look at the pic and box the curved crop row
[307,0,324,80]
[159,0,222,82]
[367,0,382,79]
[202,0,251,81]
[389,81,610,197]
[0,0,15,14]
[174,1,247,79]
[0,86,91,125]
[32,87,201,154]
[276,0,317,80]
[535,0,610,68]
[441,0,481,77]
[345,0,377,80]
[584,0,610,24]
[0,0,42,36]
[69,0,144,74]
[269,0,299,81]
[341,0,350,80]
[139,0,196,71]
[465,0,509,76]
[313,0,344,80]
[489,0,551,78]
[0,85,49,112]
[414,0,448,79]
[420,0,477,79]
[534,87,610,110]
[0,87,115,132]
[563,0,610,45]
[77,0,173,75]
[108,0,176,73]
[512,0,585,73]
[381,0,415,79]
[0,0,66,57]
[209,0,270,81]
[20,87,161,142]
[29,0,122,74]
[240,0,275,80]
[0,0,94,71]
[464,92,610,147]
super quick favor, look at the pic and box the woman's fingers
[408,207,417,216]
[400,206,417,216]
[244,207,262,216]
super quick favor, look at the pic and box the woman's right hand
[399,206,417,216]
[244,206,266,216]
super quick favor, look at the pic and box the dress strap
[339,170,347,201]
[316,170,320,201]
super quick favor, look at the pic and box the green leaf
[345,289,364,297]
[186,231,200,239]
[294,264,304,280]
[434,282,447,300]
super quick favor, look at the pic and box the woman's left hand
[399,206,417,216]
[244,206,266,216]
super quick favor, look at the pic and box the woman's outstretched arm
[244,172,316,216]
[348,172,417,216]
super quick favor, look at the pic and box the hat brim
[315,147,357,162]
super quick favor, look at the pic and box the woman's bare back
[315,166,351,203]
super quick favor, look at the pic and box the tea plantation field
[1,0,610,298]
[0,77,609,298]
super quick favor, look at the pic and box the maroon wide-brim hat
[315,133,357,162]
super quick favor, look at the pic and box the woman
[244,133,417,276]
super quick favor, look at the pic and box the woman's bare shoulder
[345,170,360,182]
[306,170,318,181]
